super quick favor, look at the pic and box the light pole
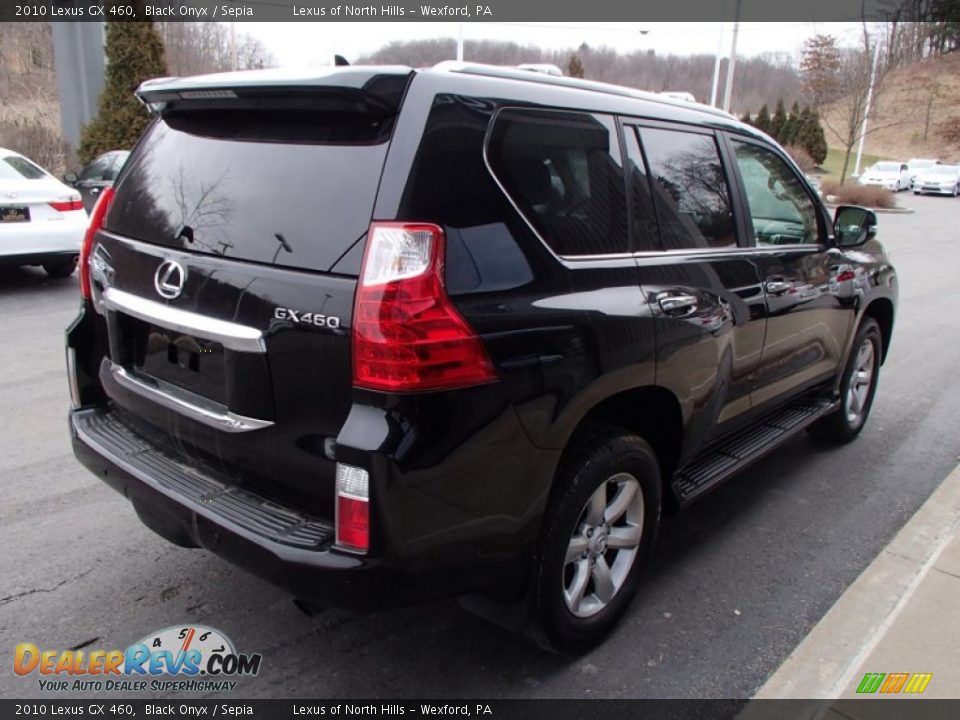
[710,22,725,108]
[853,39,882,179]
[721,1,741,113]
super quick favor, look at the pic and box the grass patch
[821,181,897,209]
[818,148,888,185]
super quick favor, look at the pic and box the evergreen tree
[78,13,168,164]
[769,98,788,143]
[740,111,753,125]
[754,104,771,134]
[782,101,801,145]
[796,106,828,166]
[567,53,585,79]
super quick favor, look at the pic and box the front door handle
[765,279,792,295]
[657,293,698,316]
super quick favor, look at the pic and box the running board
[673,397,839,504]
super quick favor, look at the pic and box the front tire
[809,318,882,443]
[532,428,661,652]
[43,258,77,278]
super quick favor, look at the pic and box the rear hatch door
[92,70,413,516]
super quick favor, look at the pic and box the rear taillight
[79,187,114,300]
[835,270,856,283]
[335,463,369,553]
[49,197,84,212]
[352,222,497,392]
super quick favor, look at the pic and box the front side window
[732,140,819,246]
[638,127,736,250]
[488,108,628,256]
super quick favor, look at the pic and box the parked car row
[0,149,128,277]
[857,157,960,197]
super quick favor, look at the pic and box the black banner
[0,0,933,22]
[3,700,960,720]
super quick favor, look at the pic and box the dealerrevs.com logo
[14,625,262,693]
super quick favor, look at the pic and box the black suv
[67,64,897,651]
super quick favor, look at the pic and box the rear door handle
[657,293,698,316]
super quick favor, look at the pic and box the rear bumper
[0,214,86,258]
[70,408,472,609]
[71,400,543,609]
[0,250,79,267]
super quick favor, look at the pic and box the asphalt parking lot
[2,192,959,700]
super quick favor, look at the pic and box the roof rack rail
[431,61,735,120]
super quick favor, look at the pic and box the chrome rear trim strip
[109,364,273,433]
[103,288,266,354]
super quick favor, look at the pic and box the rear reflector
[49,197,84,212]
[352,222,497,392]
[335,463,369,553]
[80,187,114,300]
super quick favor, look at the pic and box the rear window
[105,107,394,273]
[1,155,47,180]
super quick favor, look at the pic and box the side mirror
[833,205,877,247]
[63,172,79,184]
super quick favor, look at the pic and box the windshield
[873,162,900,172]
[0,155,47,180]
[929,166,958,176]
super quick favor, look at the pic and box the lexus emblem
[154,260,186,300]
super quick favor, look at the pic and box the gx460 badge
[274,308,341,329]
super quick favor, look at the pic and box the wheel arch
[554,385,685,514]
[862,297,894,363]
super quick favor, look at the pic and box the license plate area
[135,323,227,406]
[0,206,30,222]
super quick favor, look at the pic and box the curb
[751,461,960,699]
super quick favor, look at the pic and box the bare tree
[820,37,900,184]
[158,22,273,76]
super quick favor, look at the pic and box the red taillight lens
[79,186,114,300]
[336,464,369,553]
[835,270,856,283]
[49,198,84,212]
[352,222,497,392]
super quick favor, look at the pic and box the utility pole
[457,23,464,61]
[721,1,741,113]
[710,22,725,108]
[853,39,882,178]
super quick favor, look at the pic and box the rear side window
[488,108,628,257]
[638,127,736,251]
[106,107,394,273]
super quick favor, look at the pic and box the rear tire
[43,258,76,278]
[809,318,882,443]
[531,427,661,653]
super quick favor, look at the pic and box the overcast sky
[244,21,866,66]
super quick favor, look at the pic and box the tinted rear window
[106,109,393,273]
[1,155,46,180]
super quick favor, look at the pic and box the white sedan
[913,164,960,196]
[858,161,911,191]
[0,147,88,278]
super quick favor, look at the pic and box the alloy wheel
[562,472,644,618]
[844,339,875,424]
